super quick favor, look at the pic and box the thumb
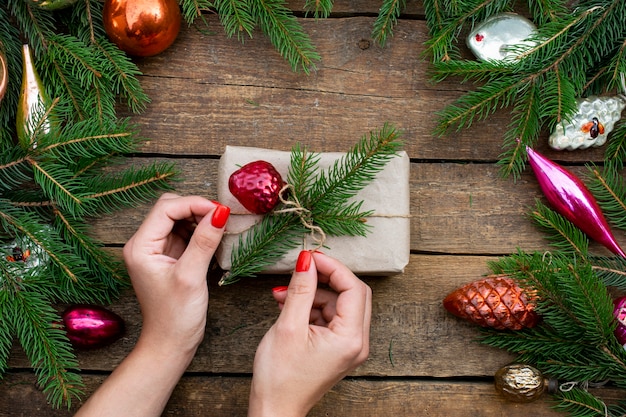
[177,204,229,277]
[278,250,317,327]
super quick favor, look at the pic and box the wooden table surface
[3,2,625,416]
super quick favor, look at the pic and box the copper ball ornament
[103,0,182,57]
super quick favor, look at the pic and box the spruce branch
[10,290,83,408]
[528,200,590,257]
[220,124,403,285]
[214,0,256,40]
[252,0,320,73]
[1,4,176,406]
[424,0,626,176]
[372,0,406,46]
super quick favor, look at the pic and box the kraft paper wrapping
[215,145,410,275]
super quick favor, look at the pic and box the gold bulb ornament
[103,0,182,57]
[16,44,53,149]
[494,363,557,403]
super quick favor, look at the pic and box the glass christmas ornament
[16,44,52,149]
[62,304,125,349]
[526,145,626,257]
[1,232,50,279]
[103,0,182,57]
[549,96,625,150]
[443,275,539,330]
[614,296,626,350]
[494,363,556,403]
[228,160,285,214]
[467,13,538,62]
[0,46,7,104]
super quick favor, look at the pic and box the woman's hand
[75,193,230,417]
[123,193,230,358]
[248,250,372,417]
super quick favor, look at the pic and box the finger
[311,252,367,331]
[359,283,373,362]
[176,204,230,279]
[273,286,338,324]
[133,195,215,245]
[278,250,318,328]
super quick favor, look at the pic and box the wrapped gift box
[215,145,410,275]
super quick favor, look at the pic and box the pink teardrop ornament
[526,145,625,257]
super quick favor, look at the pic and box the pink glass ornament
[614,296,626,349]
[526,145,625,257]
[62,304,125,349]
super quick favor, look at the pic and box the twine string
[273,183,327,250]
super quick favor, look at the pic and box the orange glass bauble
[103,0,182,57]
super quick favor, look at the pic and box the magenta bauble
[62,304,125,349]
[526,145,625,257]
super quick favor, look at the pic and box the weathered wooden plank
[88,158,624,255]
[3,371,622,417]
[124,16,606,162]
[9,254,516,377]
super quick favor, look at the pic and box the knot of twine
[273,183,327,250]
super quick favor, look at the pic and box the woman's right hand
[248,250,372,417]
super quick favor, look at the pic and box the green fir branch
[303,0,333,19]
[528,200,590,257]
[214,0,255,40]
[10,291,82,408]
[252,0,320,73]
[221,213,306,285]
[372,0,406,46]
[426,0,626,175]
[590,256,626,291]
[80,163,178,216]
[554,388,614,417]
[585,163,626,231]
[181,0,214,24]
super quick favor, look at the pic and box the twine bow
[273,184,327,250]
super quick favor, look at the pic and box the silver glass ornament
[549,96,626,151]
[467,13,538,62]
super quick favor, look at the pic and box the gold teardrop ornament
[16,44,52,149]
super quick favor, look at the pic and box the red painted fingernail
[211,204,230,228]
[295,250,311,272]
[272,286,288,293]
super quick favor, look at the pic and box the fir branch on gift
[220,124,403,285]
[422,0,626,178]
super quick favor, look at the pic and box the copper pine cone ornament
[103,0,182,57]
[443,275,539,330]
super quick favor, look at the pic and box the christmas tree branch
[11,290,82,408]
[53,208,128,289]
[252,0,320,73]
